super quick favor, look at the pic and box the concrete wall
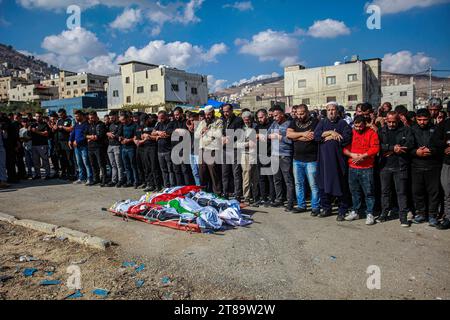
[382,82,415,110]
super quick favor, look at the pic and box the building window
[73,89,78,95]
[171,84,179,92]
[298,80,306,88]
[66,82,71,86]
[67,91,71,95]
[191,87,198,95]
[81,80,86,84]
[151,84,158,92]
[327,96,337,103]
[348,95,358,101]
[126,96,131,103]
[125,77,130,84]
[400,91,408,96]
[348,74,358,82]
[326,76,336,85]
[113,90,119,97]
[73,81,78,85]
[302,98,310,105]
[81,89,86,94]
[137,86,144,94]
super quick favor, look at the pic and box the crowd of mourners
[0,98,449,230]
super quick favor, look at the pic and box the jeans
[24,148,33,176]
[348,167,375,215]
[293,160,320,210]
[380,167,408,222]
[74,145,93,182]
[274,156,295,207]
[0,146,7,182]
[442,164,450,219]
[107,145,123,184]
[121,147,138,185]
[190,154,201,186]
[32,145,51,178]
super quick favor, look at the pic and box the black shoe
[296,208,308,214]
[311,210,320,217]
[144,186,155,192]
[271,201,283,208]
[100,183,106,188]
[377,214,388,223]
[336,215,345,222]
[437,219,450,230]
[286,207,302,214]
[123,183,133,188]
[32,176,41,180]
[319,210,333,218]
[138,184,147,189]
[44,176,51,181]
[116,183,123,188]
[106,182,115,187]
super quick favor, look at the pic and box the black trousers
[173,163,193,186]
[158,152,175,188]
[412,166,441,216]
[273,156,295,207]
[380,168,408,221]
[142,146,162,188]
[136,147,145,184]
[258,163,275,202]
[16,146,26,179]
[88,147,107,184]
[222,149,243,197]
[57,141,75,178]
[5,146,18,182]
[199,149,222,195]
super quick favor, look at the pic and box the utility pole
[429,66,432,100]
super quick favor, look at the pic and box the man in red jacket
[343,116,380,225]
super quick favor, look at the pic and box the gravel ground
[0,179,449,300]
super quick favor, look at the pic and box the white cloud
[382,51,436,74]
[232,72,280,86]
[16,0,137,10]
[307,19,351,38]
[110,8,142,31]
[223,1,254,11]
[116,40,228,69]
[207,75,228,93]
[236,29,300,67]
[84,53,119,75]
[367,0,450,14]
[41,27,106,58]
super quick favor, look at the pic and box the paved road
[1,179,449,299]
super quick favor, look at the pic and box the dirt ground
[1,179,449,300]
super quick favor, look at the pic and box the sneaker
[85,181,94,186]
[429,217,439,228]
[437,219,450,230]
[366,214,375,226]
[345,211,360,221]
[336,215,345,222]
[73,180,84,185]
[319,210,333,218]
[413,215,427,224]
[401,222,410,228]
[377,214,388,223]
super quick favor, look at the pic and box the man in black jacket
[221,104,243,200]
[431,117,450,230]
[378,111,414,227]
[86,111,108,187]
[410,109,442,227]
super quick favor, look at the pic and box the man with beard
[30,112,51,180]
[314,102,353,221]
[221,104,244,200]
[196,105,223,195]
[410,109,442,227]
[378,111,414,227]
[428,98,443,125]
[152,110,175,188]
[343,116,380,225]
[86,111,108,187]
[255,109,275,206]
[54,109,74,180]
[287,104,320,215]
[106,111,124,188]
[171,107,192,186]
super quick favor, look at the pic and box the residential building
[8,83,58,103]
[381,77,416,110]
[107,61,208,112]
[0,76,30,102]
[284,56,382,110]
[59,70,107,99]
[239,95,286,111]
[42,91,107,117]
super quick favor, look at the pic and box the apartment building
[59,70,107,99]
[381,77,416,110]
[107,61,208,112]
[284,57,382,110]
[0,76,30,102]
[8,83,58,103]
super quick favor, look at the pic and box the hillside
[0,43,59,78]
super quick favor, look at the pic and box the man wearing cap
[195,105,223,195]
[314,102,353,221]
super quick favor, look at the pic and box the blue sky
[1,0,449,91]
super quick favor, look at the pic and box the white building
[284,57,382,111]
[107,61,208,112]
[381,77,415,110]
[8,83,58,103]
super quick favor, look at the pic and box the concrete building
[0,76,30,102]
[381,77,415,110]
[42,91,107,117]
[239,95,286,112]
[107,61,208,112]
[284,57,382,110]
[59,71,107,99]
[8,83,58,103]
